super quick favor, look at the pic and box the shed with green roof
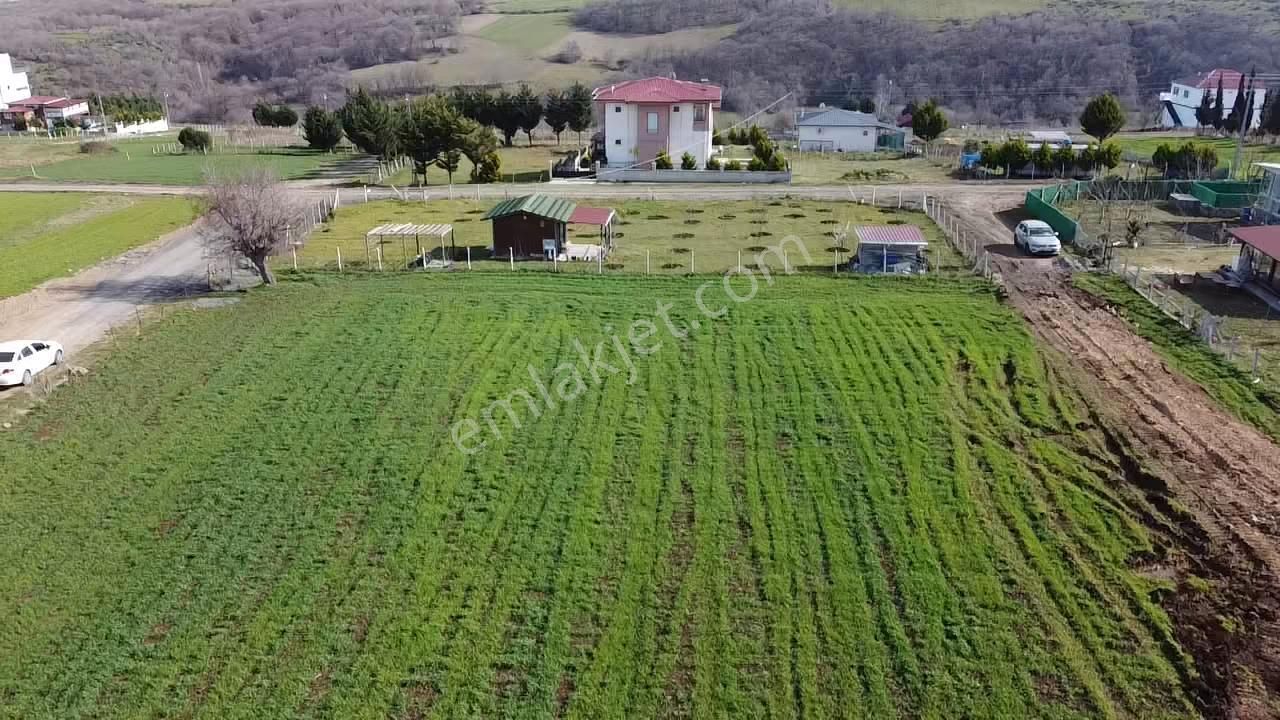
[482,194,577,259]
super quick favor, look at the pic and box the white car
[1014,220,1062,256]
[0,340,64,387]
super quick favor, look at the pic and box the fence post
[737,250,742,274]
[337,247,343,272]
[364,185,369,203]
[647,250,651,275]
[467,246,472,270]
[509,247,514,271]
[691,250,695,274]
[377,246,383,271]
[1252,348,1261,378]
[291,246,298,271]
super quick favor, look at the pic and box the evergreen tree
[544,90,569,144]
[911,99,948,141]
[302,107,343,151]
[492,89,520,147]
[340,88,400,158]
[1224,72,1247,134]
[1261,91,1280,137]
[1211,75,1226,130]
[1032,142,1054,176]
[563,82,594,146]
[512,84,543,146]
[399,96,464,184]
[1079,94,1124,141]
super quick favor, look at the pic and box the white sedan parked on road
[0,341,64,387]
[1013,220,1062,256]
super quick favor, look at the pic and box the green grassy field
[473,12,573,52]
[16,146,354,186]
[1111,134,1280,170]
[296,198,962,273]
[0,273,1196,718]
[0,193,199,297]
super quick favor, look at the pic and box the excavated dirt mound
[946,189,1280,719]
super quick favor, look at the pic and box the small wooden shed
[482,194,577,259]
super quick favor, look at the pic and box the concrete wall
[798,124,877,152]
[598,167,791,184]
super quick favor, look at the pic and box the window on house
[863,130,869,136]
[647,112,659,134]
[614,106,621,113]
[694,104,706,123]
[672,105,679,112]
[615,139,621,145]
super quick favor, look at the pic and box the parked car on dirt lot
[0,340,64,387]
[1014,220,1062,256]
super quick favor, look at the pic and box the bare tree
[202,167,306,285]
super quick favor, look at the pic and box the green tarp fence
[1024,182,1089,244]
[1190,180,1262,209]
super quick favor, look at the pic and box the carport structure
[364,223,454,269]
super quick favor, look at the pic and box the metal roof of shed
[1230,226,1280,260]
[482,194,577,223]
[366,223,452,237]
[855,225,928,246]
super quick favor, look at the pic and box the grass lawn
[295,198,964,274]
[0,272,1197,717]
[0,137,85,175]
[1,138,354,185]
[0,192,199,297]
[377,142,576,187]
[472,12,572,53]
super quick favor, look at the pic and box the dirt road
[941,189,1280,718]
[0,220,214,356]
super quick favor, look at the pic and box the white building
[796,107,908,152]
[593,77,720,169]
[1160,69,1267,130]
[0,53,31,107]
[1255,162,1280,225]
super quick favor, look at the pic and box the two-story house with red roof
[1159,68,1267,130]
[592,77,721,170]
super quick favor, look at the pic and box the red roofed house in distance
[593,76,721,170]
[1159,68,1267,130]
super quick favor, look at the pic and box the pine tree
[1194,89,1213,131]
[1261,91,1280,138]
[512,84,543,146]
[302,107,343,152]
[563,82,594,147]
[1224,72,1247,134]
[1211,76,1226,131]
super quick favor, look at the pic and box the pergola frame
[364,223,455,268]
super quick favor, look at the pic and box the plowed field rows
[0,274,1195,718]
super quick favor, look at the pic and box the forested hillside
[0,0,1275,125]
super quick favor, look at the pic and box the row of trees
[298,90,504,185]
[1151,142,1221,179]
[99,94,165,124]
[1194,70,1263,134]
[251,102,298,128]
[447,83,594,147]
[977,139,1121,177]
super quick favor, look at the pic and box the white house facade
[1160,69,1267,130]
[593,77,720,169]
[796,107,907,152]
[0,53,31,106]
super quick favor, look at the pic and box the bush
[711,129,724,146]
[724,159,743,171]
[680,151,696,170]
[12,116,27,131]
[549,40,582,64]
[654,151,673,169]
[706,156,722,170]
[747,156,766,171]
[79,141,117,155]
[178,127,212,152]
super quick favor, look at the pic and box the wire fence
[252,187,985,280]
[1107,258,1279,386]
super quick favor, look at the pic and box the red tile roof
[855,225,928,245]
[569,206,615,226]
[593,77,721,105]
[1178,69,1266,91]
[1231,226,1280,259]
[8,95,68,107]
